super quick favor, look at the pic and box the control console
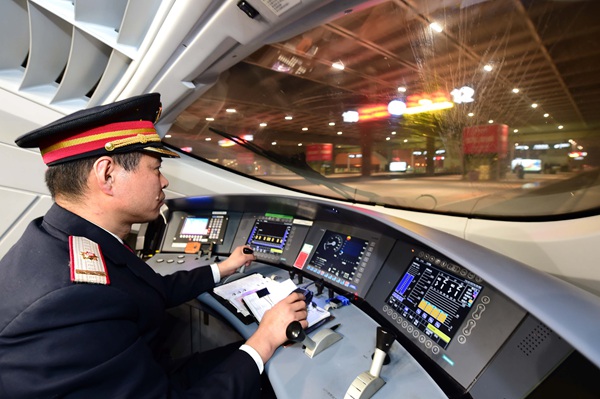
[365,240,526,389]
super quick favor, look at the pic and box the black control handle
[286,320,306,342]
[376,327,395,354]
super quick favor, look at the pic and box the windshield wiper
[209,127,380,203]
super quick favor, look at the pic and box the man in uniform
[0,93,308,398]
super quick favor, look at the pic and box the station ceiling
[170,0,600,152]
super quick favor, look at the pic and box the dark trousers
[167,341,276,398]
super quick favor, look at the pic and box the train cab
[1,0,600,398]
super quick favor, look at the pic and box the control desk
[144,194,600,399]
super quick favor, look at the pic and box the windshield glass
[164,0,600,220]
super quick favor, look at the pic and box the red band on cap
[41,121,158,165]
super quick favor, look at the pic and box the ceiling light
[218,140,235,147]
[259,122,267,127]
[468,112,474,117]
[337,131,343,135]
[397,86,407,92]
[430,22,443,33]
[332,61,345,70]
[391,131,397,135]
[558,125,564,129]
[298,143,303,146]
[302,127,308,131]
[514,129,519,133]
[226,108,236,113]
[164,134,171,138]
[328,122,335,126]
[483,64,493,72]
[271,141,277,145]
[488,119,494,123]
[386,137,391,141]
[512,88,520,93]
[206,117,215,121]
[531,103,538,108]
[543,113,549,118]
[285,115,293,120]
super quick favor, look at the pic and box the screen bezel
[385,255,484,349]
[246,218,293,255]
[304,229,370,292]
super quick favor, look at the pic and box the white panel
[0,194,53,260]
[0,88,63,144]
[30,0,75,22]
[87,50,131,106]
[20,2,72,93]
[0,143,48,194]
[118,0,162,47]
[466,217,600,296]
[74,0,127,29]
[53,28,111,102]
[33,0,136,58]
[0,189,38,238]
[0,0,29,70]
[119,0,211,98]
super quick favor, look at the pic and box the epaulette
[69,236,110,285]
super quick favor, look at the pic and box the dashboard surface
[143,194,600,398]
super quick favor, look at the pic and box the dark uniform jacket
[0,204,260,398]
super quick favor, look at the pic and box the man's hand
[245,292,308,363]
[217,246,255,277]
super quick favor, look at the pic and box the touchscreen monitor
[386,255,483,349]
[304,230,370,291]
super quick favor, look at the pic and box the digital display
[173,214,228,245]
[180,217,209,236]
[386,256,482,349]
[305,230,369,291]
[247,219,292,255]
[511,158,542,172]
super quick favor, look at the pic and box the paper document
[213,273,271,318]
[213,274,330,327]
[242,279,297,322]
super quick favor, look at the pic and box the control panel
[291,222,395,298]
[159,210,241,254]
[143,195,599,399]
[365,240,526,389]
[231,213,312,264]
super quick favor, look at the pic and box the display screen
[511,158,542,172]
[247,219,292,255]
[305,230,369,291]
[386,256,483,349]
[180,217,209,236]
[174,214,228,245]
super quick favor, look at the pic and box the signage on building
[306,143,333,162]
[463,124,508,157]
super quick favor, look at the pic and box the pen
[330,323,341,331]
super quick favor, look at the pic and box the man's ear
[92,156,116,196]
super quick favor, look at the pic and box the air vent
[517,322,552,356]
[0,0,164,112]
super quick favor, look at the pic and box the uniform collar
[43,204,132,264]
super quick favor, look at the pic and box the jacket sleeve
[159,264,216,307]
[0,283,260,399]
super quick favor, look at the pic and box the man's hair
[45,152,143,200]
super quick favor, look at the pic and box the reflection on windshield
[165,0,600,220]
